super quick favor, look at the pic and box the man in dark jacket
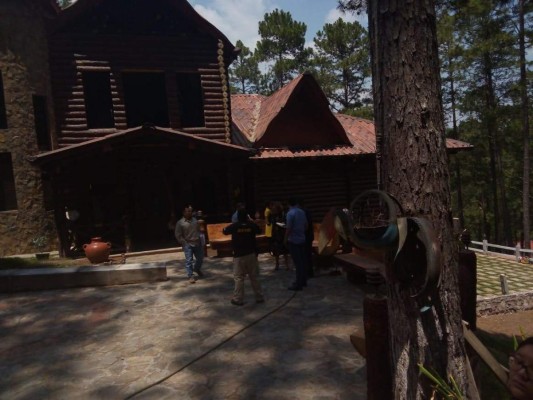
[223,209,264,306]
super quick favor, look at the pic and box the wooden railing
[470,240,533,262]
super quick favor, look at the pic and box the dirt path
[477,309,533,337]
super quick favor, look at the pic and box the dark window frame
[122,71,169,128]
[0,71,7,129]
[0,152,18,211]
[176,73,205,128]
[32,95,51,150]
[83,71,115,129]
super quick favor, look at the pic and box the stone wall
[0,0,57,256]
[477,291,533,316]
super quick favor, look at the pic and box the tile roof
[232,95,473,159]
[231,73,349,147]
[253,74,305,143]
[231,94,264,143]
[445,138,474,151]
[335,114,376,154]
[251,146,363,159]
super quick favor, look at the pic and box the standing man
[231,202,252,223]
[299,198,315,278]
[175,205,204,284]
[223,209,264,306]
[284,197,308,291]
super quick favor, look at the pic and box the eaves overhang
[31,125,251,166]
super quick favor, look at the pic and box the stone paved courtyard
[0,253,367,400]
[1,250,532,399]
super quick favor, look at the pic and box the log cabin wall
[49,1,232,147]
[251,156,378,222]
[47,141,238,253]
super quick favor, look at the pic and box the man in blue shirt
[284,197,308,291]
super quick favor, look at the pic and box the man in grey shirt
[175,206,204,283]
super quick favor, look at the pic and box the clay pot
[83,237,111,264]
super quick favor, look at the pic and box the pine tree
[228,40,260,94]
[255,9,312,91]
[312,18,371,113]
[454,0,519,245]
[341,0,480,396]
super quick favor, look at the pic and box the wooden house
[32,0,252,254]
[0,0,472,257]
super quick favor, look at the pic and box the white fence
[469,240,533,262]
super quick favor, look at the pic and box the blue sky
[188,0,367,50]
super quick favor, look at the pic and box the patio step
[0,263,167,293]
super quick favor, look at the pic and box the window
[122,72,169,127]
[41,172,54,211]
[32,95,51,150]
[176,73,204,127]
[0,71,7,129]
[0,153,17,211]
[83,71,114,129]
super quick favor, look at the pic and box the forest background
[58,0,532,247]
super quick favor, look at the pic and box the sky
[188,0,367,50]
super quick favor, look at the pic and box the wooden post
[364,295,392,400]
[499,274,509,295]
[458,250,477,330]
[515,243,521,262]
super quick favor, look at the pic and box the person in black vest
[223,209,265,306]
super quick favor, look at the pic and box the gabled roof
[231,72,351,147]
[231,74,473,159]
[31,125,250,166]
[50,0,237,58]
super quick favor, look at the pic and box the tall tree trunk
[519,0,531,249]
[368,1,479,398]
[448,55,465,228]
[483,55,502,244]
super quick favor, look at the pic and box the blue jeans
[288,242,307,288]
[183,243,204,277]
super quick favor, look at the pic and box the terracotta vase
[83,237,111,264]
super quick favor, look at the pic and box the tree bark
[367,1,479,398]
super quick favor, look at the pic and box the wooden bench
[206,222,269,257]
[332,251,386,285]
